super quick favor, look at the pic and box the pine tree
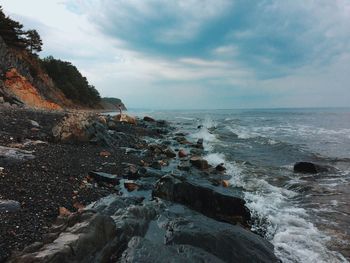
[26,29,43,53]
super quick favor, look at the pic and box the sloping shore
[0,108,278,262]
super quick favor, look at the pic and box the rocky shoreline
[0,108,278,262]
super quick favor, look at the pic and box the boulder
[215,163,226,172]
[178,162,191,171]
[164,148,176,158]
[143,116,156,122]
[107,121,117,130]
[114,114,137,125]
[293,162,333,174]
[89,171,119,184]
[9,212,117,263]
[0,146,35,165]
[0,200,21,212]
[178,149,187,158]
[165,215,278,263]
[190,156,209,170]
[120,237,225,263]
[153,175,251,226]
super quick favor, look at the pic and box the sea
[127,107,350,263]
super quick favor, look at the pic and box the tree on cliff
[41,56,101,107]
[25,30,42,53]
[0,6,27,49]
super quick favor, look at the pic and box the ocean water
[129,108,350,263]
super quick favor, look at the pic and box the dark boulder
[153,175,251,226]
[143,116,156,122]
[190,156,210,170]
[120,237,225,263]
[165,215,278,263]
[215,163,226,172]
[164,148,176,158]
[89,171,119,184]
[294,162,334,174]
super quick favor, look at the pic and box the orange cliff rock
[4,68,62,110]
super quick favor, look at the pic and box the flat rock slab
[165,214,278,263]
[153,175,251,226]
[121,237,225,263]
[0,145,35,165]
[0,200,21,212]
[89,171,119,184]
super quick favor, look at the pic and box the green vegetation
[41,56,101,107]
[0,6,42,53]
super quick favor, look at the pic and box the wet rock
[190,148,204,156]
[89,171,119,184]
[138,167,167,178]
[215,163,226,172]
[9,211,117,263]
[124,181,140,192]
[143,116,156,122]
[175,136,189,144]
[0,146,35,165]
[100,150,111,157]
[164,148,176,158]
[120,237,225,263]
[124,164,139,179]
[177,162,191,171]
[178,149,187,158]
[190,156,210,170]
[153,175,251,226]
[0,200,21,212]
[150,161,162,170]
[107,121,117,130]
[165,214,278,263]
[293,162,333,174]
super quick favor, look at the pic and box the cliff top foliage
[0,6,42,53]
[41,56,101,107]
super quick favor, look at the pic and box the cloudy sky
[1,0,350,109]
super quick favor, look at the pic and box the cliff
[0,36,76,109]
[101,97,127,111]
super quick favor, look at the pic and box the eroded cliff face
[4,68,62,110]
[0,36,74,109]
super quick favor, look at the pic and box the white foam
[225,162,349,263]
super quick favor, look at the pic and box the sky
[1,0,350,109]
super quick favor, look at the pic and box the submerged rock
[143,116,156,122]
[293,162,334,174]
[153,175,251,226]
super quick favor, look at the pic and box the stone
[143,116,156,122]
[293,162,333,174]
[107,121,117,130]
[98,115,107,125]
[150,161,162,170]
[178,149,187,158]
[100,150,111,157]
[165,214,278,263]
[0,146,35,165]
[0,96,4,103]
[120,237,225,263]
[124,181,140,192]
[29,119,40,128]
[190,156,209,170]
[215,163,226,172]
[0,200,21,212]
[89,171,119,184]
[177,162,191,171]
[114,114,137,125]
[9,212,117,263]
[164,148,176,158]
[153,175,251,226]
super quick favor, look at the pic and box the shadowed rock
[153,175,251,226]
[294,162,335,174]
